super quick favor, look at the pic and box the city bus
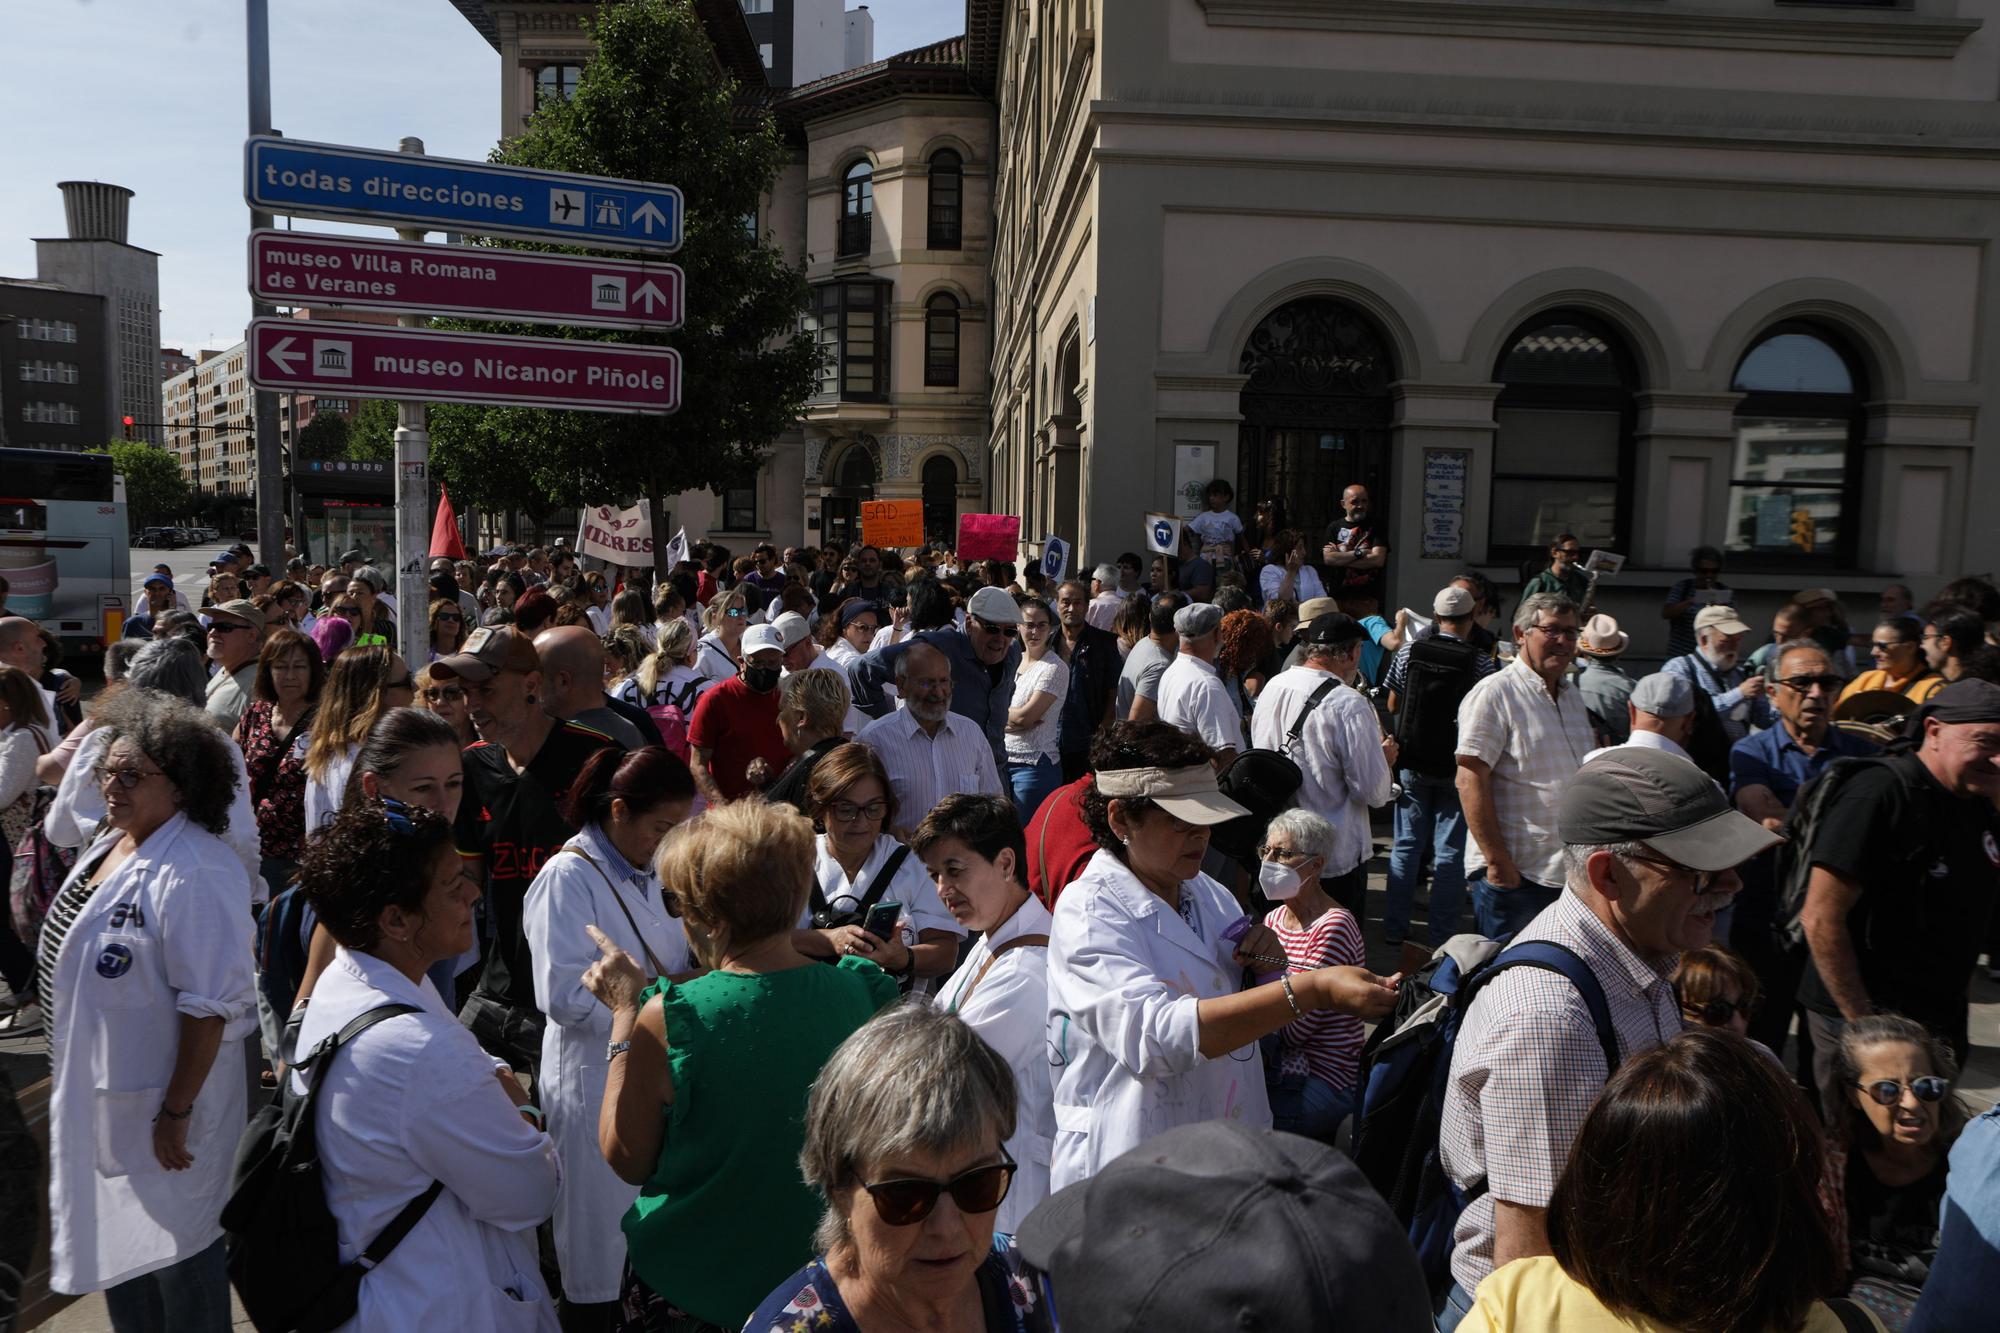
[0,447,129,649]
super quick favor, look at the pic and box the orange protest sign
[860,499,925,548]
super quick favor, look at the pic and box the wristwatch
[606,1038,633,1060]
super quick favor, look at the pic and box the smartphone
[862,901,903,940]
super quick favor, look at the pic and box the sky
[0,0,964,355]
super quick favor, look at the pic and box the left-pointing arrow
[267,336,304,374]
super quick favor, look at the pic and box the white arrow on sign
[266,336,304,375]
[633,200,667,234]
[632,280,667,314]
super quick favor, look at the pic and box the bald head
[533,625,605,716]
[0,617,41,674]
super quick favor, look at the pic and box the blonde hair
[703,589,747,633]
[780,667,850,737]
[637,619,697,697]
[305,645,402,780]
[657,799,814,962]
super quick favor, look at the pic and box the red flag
[430,485,466,560]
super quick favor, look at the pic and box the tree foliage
[345,399,400,462]
[294,410,349,461]
[96,441,189,528]
[426,0,817,571]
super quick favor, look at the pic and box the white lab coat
[49,724,268,903]
[296,947,560,1332]
[936,893,1056,1235]
[44,814,256,1294]
[522,826,690,1305]
[1045,849,1271,1190]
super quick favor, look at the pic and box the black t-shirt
[457,721,615,1011]
[1846,1149,1945,1286]
[1320,517,1388,606]
[1798,753,2000,1035]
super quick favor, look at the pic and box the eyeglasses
[859,1153,1017,1226]
[1856,1076,1950,1107]
[207,621,251,634]
[1774,674,1843,694]
[1677,992,1757,1026]
[1627,851,1721,895]
[828,798,888,824]
[425,686,465,704]
[94,763,162,790]
[1255,844,1311,863]
[971,617,1018,638]
[1528,624,1579,640]
[332,604,362,617]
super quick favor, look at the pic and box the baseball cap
[1173,603,1224,639]
[770,611,811,649]
[205,599,266,631]
[1560,746,1780,873]
[1017,1121,1432,1333]
[1629,672,1695,719]
[1092,763,1249,826]
[142,572,172,589]
[338,548,365,565]
[1693,605,1751,636]
[1433,585,1474,618]
[1297,611,1359,646]
[431,625,540,683]
[741,624,785,657]
[967,586,1022,625]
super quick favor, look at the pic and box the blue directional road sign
[245,136,682,253]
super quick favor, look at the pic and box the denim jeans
[1383,770,1469,947]
[1007,755,1063,827]
[1469,873,1561,941]
[102,1236,232,1333]
[1266,1071,1355,1143]
[1433,1280,1477,1333]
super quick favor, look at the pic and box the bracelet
[156,1101,194,1122]
[517,1103,544,1130]
[1280,973,1303,1020]
[1244,952,1289,970]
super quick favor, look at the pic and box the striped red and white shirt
[1263,903,1366,1091]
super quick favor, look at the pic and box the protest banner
[861,499,925,548]
[577,502,653,562]
[958,513,1021,562]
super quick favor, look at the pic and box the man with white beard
[1661,605,1774,744]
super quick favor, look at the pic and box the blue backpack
[1349,936,1619,1300]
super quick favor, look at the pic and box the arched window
[535,64,583,107]
[839,161,873,258]
[925,294,961,387]
[928,150,963,250]
[922,454,960,546]
[1489,312,1639,563]
[1727,324,1865,561]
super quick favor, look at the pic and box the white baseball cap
[741,625,785,657]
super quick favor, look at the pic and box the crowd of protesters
[2,509,1997,1333]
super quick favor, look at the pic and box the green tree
[95,441,189,529]
[345,399,400,462]
[428,0,817,573]
[294,410,349,461]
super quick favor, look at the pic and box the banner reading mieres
[577,503,653,562]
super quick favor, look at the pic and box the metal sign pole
[393,137,430,673]
[246,0,286,568]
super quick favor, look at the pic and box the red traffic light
[122,416,135,426]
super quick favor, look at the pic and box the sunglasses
[1775,673,1843,694]
[859,1153,1016,1226]
[1678,993,1757,1026]
[425,686,465,704]
[332,604,362,616]
[971,617,1018,638]
[1856,1076,1950,1107]
[207,621,252,634]
[724,606,747,619]
[436,613,465,624]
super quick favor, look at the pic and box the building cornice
[1197,0,1981,58]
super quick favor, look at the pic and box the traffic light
[1789,509,1815,552]
[121,415,135,441]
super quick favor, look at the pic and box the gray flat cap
[1175,602,1224,638]
[1630,672,1696,719]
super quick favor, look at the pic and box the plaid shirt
[1454,657,1595,886]
[1439,890,1683,1292]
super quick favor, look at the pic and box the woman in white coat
[1045,723,1400,1190]
[523,745,698,1326]
[37,690,255,1329]
[912,794,1056,1235]
[295,795,560,1332]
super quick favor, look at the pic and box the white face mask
[1259,858,1303,901]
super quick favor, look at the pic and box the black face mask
[743,666,781,693]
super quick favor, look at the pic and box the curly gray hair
[799,1004,1017,1257]
[93,689,239,835]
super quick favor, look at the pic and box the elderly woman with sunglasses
[37,690,256,1330]
[746,1005,1036,1332]
[1826,1014,1967,1327]
[1047,722,1400,1190]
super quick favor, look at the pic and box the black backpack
[1770,754,1915,954]
[1668,655,1739,786]
[1392,635,1481,779]
[223,1004,444,1333]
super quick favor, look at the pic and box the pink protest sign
[956,513,1020,562]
